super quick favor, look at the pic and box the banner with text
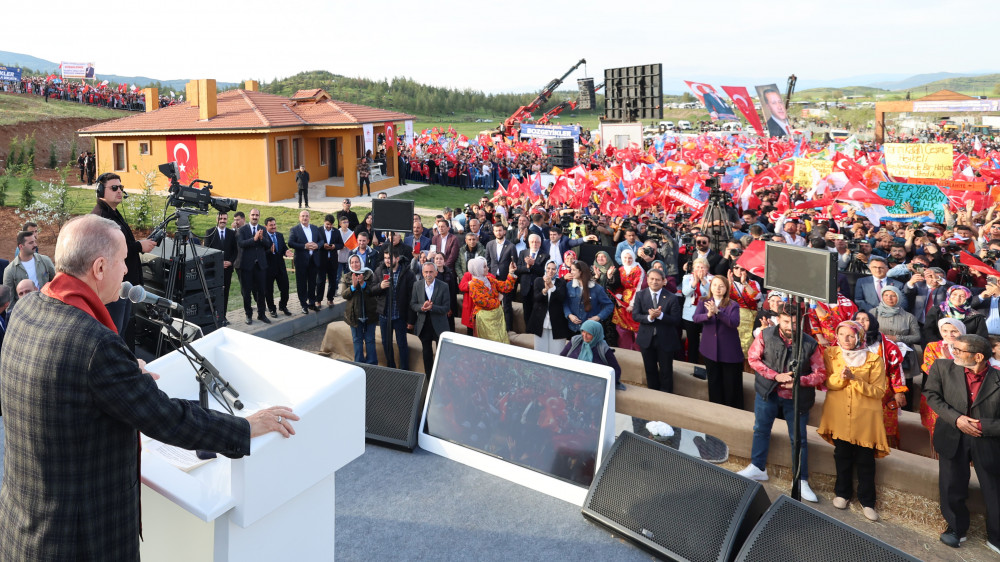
[877,181,948,222]
[793,158,834,188]
[362,123,374,154]
[903,176,988,191]
[519,124,581,142]
[0,66,22,81]
[404,120,414,145]
[884,143,953,179]
[913,99,1000,113]
[61,62,95,79]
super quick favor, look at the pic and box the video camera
[705,176,734,208]
[158,162,238,215]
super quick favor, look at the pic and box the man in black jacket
[204,211,238,315]
[237,208,270,324]
[263,217,293,318]
[295,165,310,208]
[317,214,344,308]
[288,210,322,313]
[91,172,157,346]
[373,252,415,370]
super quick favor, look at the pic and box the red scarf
[41,273,118,333]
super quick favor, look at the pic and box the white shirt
[424,280,436,301]
[21,257,38,287]
[649,289,663,320]
[301,224,314,254]
[218,228,226,240]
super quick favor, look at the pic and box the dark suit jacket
[411,279,450,336]
[403,233,432,254]
[431,233,461,270]
[263,231,289,273]
[0,292,249,560]
[526,277,570,339]
[288,223,323,269]
[766,116,789,137]
[238,223,269,271]
[631,288,682,351]
[204,227,238,263]
[854,276,907,312]
[516,249,549,298]
[924,359,1000,462]
[906,281,952,324]
[485,238,516,280]
[318,227,344,266]
[541,236,585,261]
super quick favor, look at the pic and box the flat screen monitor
[418,332,616,506]
[763,242,837,304]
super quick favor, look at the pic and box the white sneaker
[799,481,818,503]
[987,541,1000,555]
[736,464,769,481]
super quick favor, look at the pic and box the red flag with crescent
[720,86,764,136]
[683,81,717,105]
[166,135,199,186]
[832,152,866,183]
[384,122,395,146]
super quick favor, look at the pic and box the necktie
[220,229,224,241]
[270,233,277,253]
[252,226,257,236]
[876,279,883,297]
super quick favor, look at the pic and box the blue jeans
[351,321,377,364]
[750,392,809,479]
[380,316,409,369]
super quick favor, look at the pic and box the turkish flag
[721,86,764,136]
[166,135,199,186]
[833,153,865,183]
[838,181,895,206]
[960,251,1000,278]
[683,81,717,105]
[736,240,767,278]
[384,122,395,146]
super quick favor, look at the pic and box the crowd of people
[0,73,178,111]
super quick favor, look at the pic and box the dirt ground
[0,116,105,170]
[0,206,59,261]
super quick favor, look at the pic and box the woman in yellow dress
[466,256,518,344]
[818,320,889,522]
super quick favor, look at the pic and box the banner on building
[362,124,374,155]
[519,124,581,141]
[0,66,22,81]
[61,62,95,80]
[384,122,395,146]
[913,99,1000,113]
[884,143,953,179]
[166,135,199,187]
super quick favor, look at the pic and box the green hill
[901,73,1000,97]
[0,93,124,126]
[795,86,888,99]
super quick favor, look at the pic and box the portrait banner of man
[755,83,790,138]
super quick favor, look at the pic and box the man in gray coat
[411,262,450,375]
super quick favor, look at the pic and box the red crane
[501,59,587,137]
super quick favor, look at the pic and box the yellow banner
[792,158,834,187]
[884,143,953,179]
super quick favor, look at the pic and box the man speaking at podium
[0,215,299,561]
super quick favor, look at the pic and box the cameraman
[595,215,615,247]
[91,173,157,346]
[713,241,743,276]
[636,240,659,271]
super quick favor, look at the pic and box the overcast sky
[5,0,996,93]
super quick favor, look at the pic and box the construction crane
[501,59,587,137]
[784,74,797,109]
[536,82,605,125]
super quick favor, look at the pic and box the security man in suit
[411,261,451,375]
[924,334,1000,552]
[263,217,293,318]
[237,208,270,325]
[204,211,238,316]
[485,223,516,330]
[288,210,323,313]
[516,233,548,324]
[318,214,345,308]
[854,256,907,312]
[632,268,683,392]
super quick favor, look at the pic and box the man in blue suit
[288,210,323,313]
[404,215,432,256]
[541,229,596,268]
[854,256,907,312]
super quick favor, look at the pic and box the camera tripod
[701,189,736,254]
[151,209,222,356]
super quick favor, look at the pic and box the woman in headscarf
[466,256,518,344]
[818,320,889,522]
[919,317,966,455]
[560,319,625,391]
[854,310,907,449]
[693,275,745,408]
[339,254,378,364]
[558,250,577,279]
[591,250,614,288]
[923,285,988,343]
[727,263,762,354]
[610,248,643,351]
[527,261,570,354]
[872,285,920,406]
[564,261,614,336]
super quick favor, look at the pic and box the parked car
[678,120,692,130]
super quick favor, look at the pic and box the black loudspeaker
[575,244,616,266]
[577,78,596,111]
[372,198,415,232]
[344,360,426,452]
[141,237,224,292]
[583,431,770,562]
[604,64,663,121]
[735,496,919,562]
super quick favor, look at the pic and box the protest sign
[61,62,95,79]
[903,176,987,191]
[792,158,833,187]
[884,143,953,179]
[0,66,21,81]
[877,181,948,221]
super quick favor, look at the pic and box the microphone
[128,285,182,311]
[120,281,134,300]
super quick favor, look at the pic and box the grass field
[0,94,123,125]
[390,184,489,210]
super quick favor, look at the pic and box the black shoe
[281,308,292,316]
[311,303,321,311]
[257,315,271,324]
[940,527,967,548]
[269,310,278,318]
[245,315,253,325]
[692,366,707,380]
[615,382,627,391]
[302,306,310,314]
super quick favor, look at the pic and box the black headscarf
[854,310,881,347]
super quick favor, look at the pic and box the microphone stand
[142,305,244,459]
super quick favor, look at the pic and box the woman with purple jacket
[693,276,745,408]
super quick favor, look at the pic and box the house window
[292,137,303,170]
[138,141,151,155]
[113,142,127,171]
[319,138,328,166]
[276,138,289,173]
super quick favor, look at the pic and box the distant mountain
[867,72,982,91]
[0,50,236,91]
[903,73,1000,96]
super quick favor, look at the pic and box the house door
[329,139,338,177]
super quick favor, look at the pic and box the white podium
[138,328,364,561]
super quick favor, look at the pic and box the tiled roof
[79,90,416,134]
[291,88,329,101]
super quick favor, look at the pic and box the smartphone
[383,274,390,281]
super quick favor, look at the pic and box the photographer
[970,275,1000,335]
[636,240,659,271]
[713,241,743,276]
[595,215,615,247]
[91,173,158,344]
